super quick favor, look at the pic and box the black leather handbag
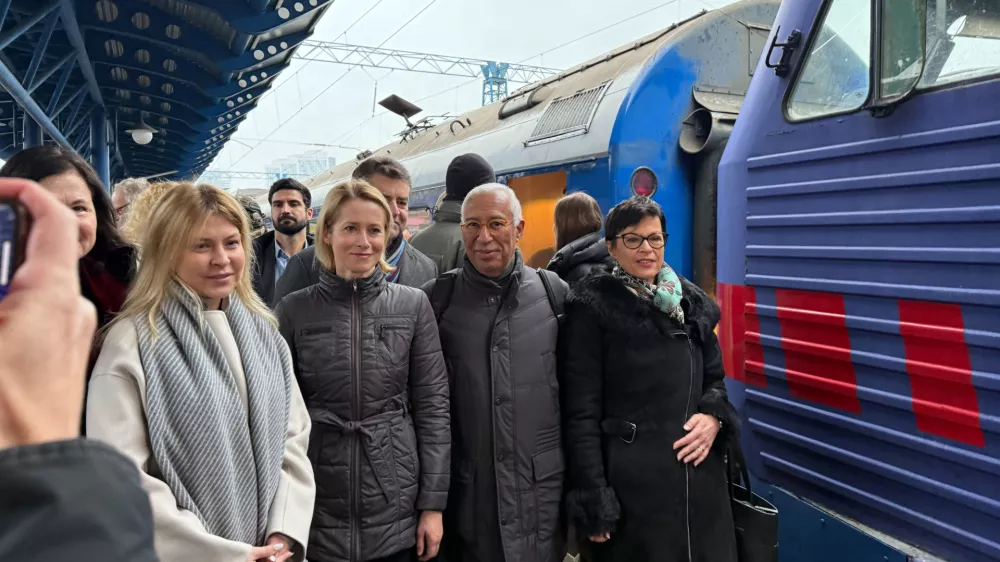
[728,443,779,562]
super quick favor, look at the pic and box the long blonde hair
[115,182,274,334]
[315,179,394,275]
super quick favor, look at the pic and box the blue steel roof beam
[90,61,211,103]
[52,86,86,120]
[218,0,333,34]
[0,0,60,51]
[29,50,75,95]
[219,30,310,72]
[84,37,220,93]
[98,78,208,118]
[0,0,11,27]
[78,26,222,78]
[22,12,60,90]
[57,0,104,107]
[76,7,235,69]
[65,104,94,140]
[109,97,204,127]
[204,67,280,100]
[0,56,70,147]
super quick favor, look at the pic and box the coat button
[498,454,505,462]
[492,345,498,352]
[501,517,507,525]
[495,398,501,405]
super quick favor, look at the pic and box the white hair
[113,177,150,204]
[462,182,522,224]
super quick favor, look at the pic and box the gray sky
[205,0,731,188]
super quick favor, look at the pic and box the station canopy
[0,0,333,182]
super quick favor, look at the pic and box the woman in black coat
[547,192,614,285]
[562,196,739,562]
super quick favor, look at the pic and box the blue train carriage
[296,0,779,285]
[718,0,1000,560]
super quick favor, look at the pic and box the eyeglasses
[460,218,509,235]
[616,232,667,249]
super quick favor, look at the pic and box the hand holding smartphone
[0,199,29,301]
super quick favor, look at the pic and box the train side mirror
[871,0,928,111]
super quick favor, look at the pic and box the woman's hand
[589,531,611,543]
[673,413,720,466]
[248,534,293,562]
[416,510,444,561]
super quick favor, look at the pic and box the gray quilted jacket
[275,267,450,562]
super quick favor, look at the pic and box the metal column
[90,110,109,190]
[22,115,42,147]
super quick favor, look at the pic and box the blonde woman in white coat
[87,182,315,562]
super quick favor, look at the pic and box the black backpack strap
[429,270,460,324]
[536,268,567,322]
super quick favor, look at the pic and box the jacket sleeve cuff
[698,387,740,447]
[416,489,448,512]
[566,487,621,536]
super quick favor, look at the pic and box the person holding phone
[0,177,157,561]
[87,182,314,562]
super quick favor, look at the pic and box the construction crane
[292,40,563,105]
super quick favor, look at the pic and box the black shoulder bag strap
[536,268,566,322]
[429,270,460,324]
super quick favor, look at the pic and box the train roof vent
[525,81,611,147]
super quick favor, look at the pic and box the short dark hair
[268,177,312,208]
[604,196,666,244]
[352,155,411,187]
[0,146,127,259]
[554,192,603,249]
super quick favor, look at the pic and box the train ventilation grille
[525,81,611,147]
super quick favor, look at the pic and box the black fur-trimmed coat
[561,270,739,562]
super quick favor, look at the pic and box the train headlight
[630,167,658,198]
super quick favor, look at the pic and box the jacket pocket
[392,417,420,517]
[377,323,411,368]
[531,447,565,541]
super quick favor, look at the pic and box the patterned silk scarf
[136,283,291,544]
[612,262,685,324]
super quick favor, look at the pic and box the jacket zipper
[351,280,361,562]
[684,333,694,562]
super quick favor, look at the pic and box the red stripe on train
[775,289,862,414]
[717,283,766,387]
[898,301,985,447]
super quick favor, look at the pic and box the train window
[917,0,1000,89]
[786,0,872,121]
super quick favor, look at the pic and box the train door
[508,170,566,269]
[718,0,1000,561]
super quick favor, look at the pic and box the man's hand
[0,178,97,449]
[416,510,443,561]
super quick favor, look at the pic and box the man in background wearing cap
[411,153,495,273]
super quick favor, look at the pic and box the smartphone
[0,199,29,301]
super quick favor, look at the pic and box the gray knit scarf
[135,283,291,544]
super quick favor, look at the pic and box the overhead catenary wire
[222,0,441,170]
[330,0,687,146]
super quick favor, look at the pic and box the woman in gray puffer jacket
[275,179,450,562]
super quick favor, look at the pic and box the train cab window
[918,0,1000,89]
[785,0,872,121]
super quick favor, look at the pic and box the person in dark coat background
[274,156,437,302]
[0,176,157,562]
[410,153,495,273]
[562,196,739,562]
[546,192,613,285]
[276,179,450,562]
[252,178,314,305]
